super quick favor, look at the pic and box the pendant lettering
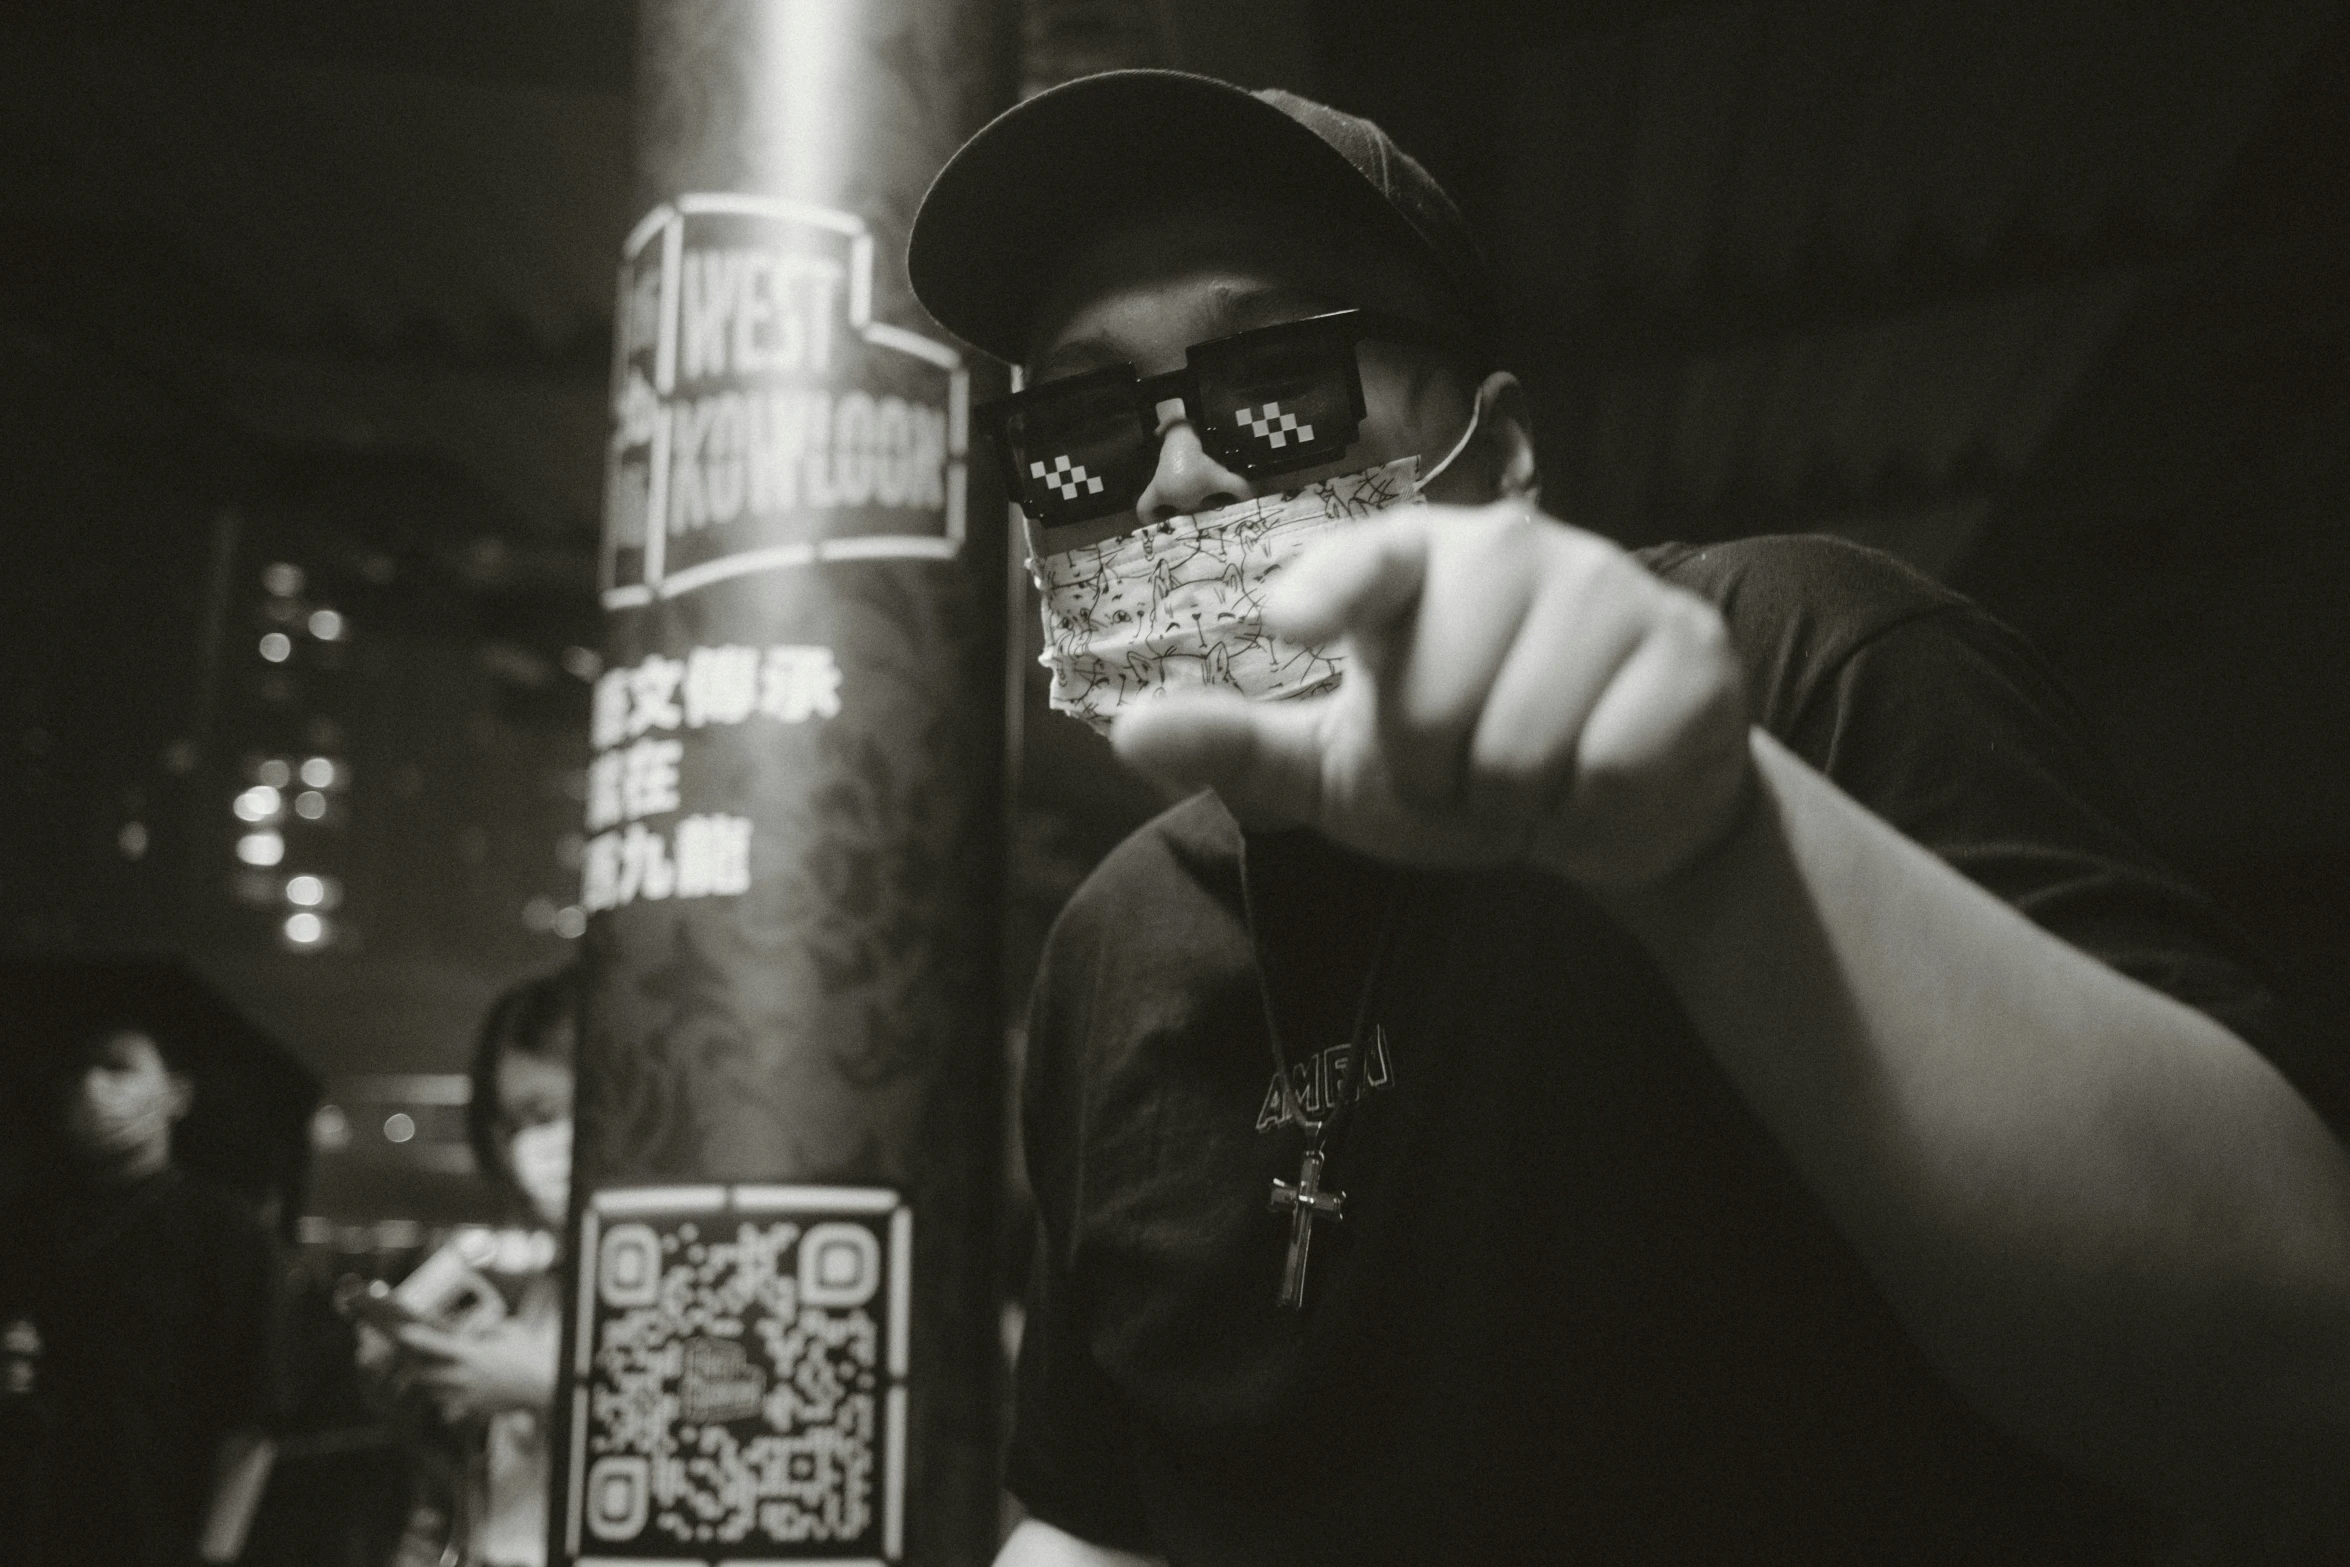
[1254,1027,1393,1133]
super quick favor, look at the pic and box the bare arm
[1114,502,2350,1515]
[996,1517,1166,1567]
[1604,731,2350,1511]
[197,1428,276,1564]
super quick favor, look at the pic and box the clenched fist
[1112,502,1754,889]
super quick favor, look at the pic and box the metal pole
[557,3,1017,1561]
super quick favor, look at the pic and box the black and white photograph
[2,2,2346,1563]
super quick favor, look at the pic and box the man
[907,72,2350,1563]
[0,1023,279,1567]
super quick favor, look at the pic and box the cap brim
[909,70,1429,365]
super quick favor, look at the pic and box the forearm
[996,1517,1165,1567]
[198,1428,276,1564]
[1602,729,2350,1509]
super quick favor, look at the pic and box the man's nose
[1134,398,1255,523]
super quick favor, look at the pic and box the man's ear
[1477,371,1541,505]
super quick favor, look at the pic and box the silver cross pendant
[1268,1145,1344,1310]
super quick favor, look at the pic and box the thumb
[1111,688,1331,827]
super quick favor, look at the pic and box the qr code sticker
[569,1185,909,1562]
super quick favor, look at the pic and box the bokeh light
[300,756,338,789]
[285,874,325,907]
[294,789,328,820]
[308,608,346,641]
[261,562,305,597]
[382,1112,416,1144]
[236,831,284,867]
[284,910,326,946]
[310,1104,350,1151]
[258,631,292,663]
[234,784,281,822]
[256,757,292,788]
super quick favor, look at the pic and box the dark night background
[1,0,2343,1306]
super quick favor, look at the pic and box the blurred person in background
[366,964,576,1567]
[0,1021,279,1567]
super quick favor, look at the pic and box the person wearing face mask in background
[0,1021,279,1567]
[369,965,576,1567]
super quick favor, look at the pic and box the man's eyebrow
[1031,285,1350,381]
[1217,284,1338,330]
[1032,334,1128,381]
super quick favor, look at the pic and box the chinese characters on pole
[579,646,843,910]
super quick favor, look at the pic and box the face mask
[510,1118,572,1226]
[67,1065,180,1162]
[1033,395,1482,733]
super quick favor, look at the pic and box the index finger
[1261,509,1435,652]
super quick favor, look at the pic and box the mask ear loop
[1412,381,1485,494]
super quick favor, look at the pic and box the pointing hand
[1111,502,1753,889]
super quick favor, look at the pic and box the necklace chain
[1244,865,1400,1142]
[1241,840,1402,1311]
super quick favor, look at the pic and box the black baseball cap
[908,70,1499,366]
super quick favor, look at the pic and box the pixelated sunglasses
[977,308,1457,527]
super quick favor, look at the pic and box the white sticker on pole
[600,194,967,611]
[567,1183,911,1563]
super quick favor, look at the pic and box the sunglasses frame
[977,308,1458,524]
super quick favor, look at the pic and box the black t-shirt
[0,1165,278,1567]
[1008,536,2323,1565]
